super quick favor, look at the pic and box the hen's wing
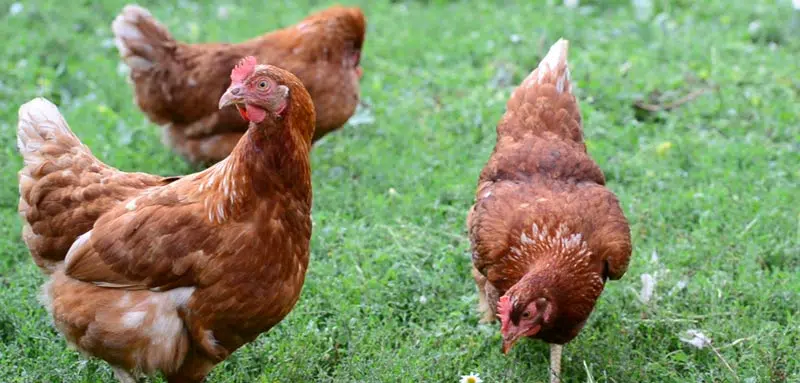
[63,183,229,291]
[577,184,632,280]
[17,98,177,271]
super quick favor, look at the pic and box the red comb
[498,296,512,317]
[231,56,257,83]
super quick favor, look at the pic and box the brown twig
[634,87,715,112]
[710,345,740,383]
[717,336,755,350]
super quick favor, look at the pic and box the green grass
[1,0,798,382]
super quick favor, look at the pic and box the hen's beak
[219,85,246,109]
[502,334,522,354]
[502,322,542,354]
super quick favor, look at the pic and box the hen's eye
[258,81,268,89]
[522,311,531,318]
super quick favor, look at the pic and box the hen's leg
[550,343,562,383]
[165,348,217,383]
[112,366,138,383]
[177,309,230,363]
[472,267,499,323]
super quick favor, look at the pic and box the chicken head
[499,295,553,354]
[219,56,290,123]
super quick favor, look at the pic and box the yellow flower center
[466,378,477,383]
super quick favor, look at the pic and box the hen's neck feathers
[510,223,591,272]
[508,222,604,302]
[196,99,313,224]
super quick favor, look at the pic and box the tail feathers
[521,38,571,94]
[501,38,582,143]
[17,98,88,168]
[294,6,366,56]
[112,4,175,71]
[335,7,367,50]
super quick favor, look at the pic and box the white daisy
[9,3,23,16]
[680,329,712,349]
[639,273,656,304]
[460,373,483,383]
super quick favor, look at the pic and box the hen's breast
[187,196,312,349]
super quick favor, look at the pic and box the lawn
[0,0,798,382]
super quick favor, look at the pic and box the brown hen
[467,39,632,383]
[17,58,315,382]
[112,4,365,165]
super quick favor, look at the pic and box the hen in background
[113,4,365,165]
[17,57,315,382]
[467,39,632,383]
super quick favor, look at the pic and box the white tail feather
[523,38,571,94]
[17,98,83,166]
[112,4,157,70]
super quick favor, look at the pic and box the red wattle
[245,104,267,123]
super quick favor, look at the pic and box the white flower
[793,0,800,11]
[563,0,579,8]
[639,273,656,304]
[632,0,654,20]
[668,279,688,296]
[117,62,130,77]
[460,373,483,383]
[348,104,375,126]
[217,5,230,20]
[650,249,659,263]
[9,3,23,15]
[680,329,712,349]
[748,21,761,35]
